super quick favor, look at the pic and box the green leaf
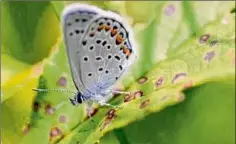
[121,77,235,144]
[1,64,43,144]
[1,2,234,144]
[1,1,60,64]
[33,11,233,144]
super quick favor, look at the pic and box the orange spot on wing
[105,25,111,31]
[97,25,104,31]
[116,34,123,45]
[111,29,117,37]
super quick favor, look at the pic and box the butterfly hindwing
[77,15,134,95]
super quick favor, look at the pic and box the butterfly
[34,3,136,109]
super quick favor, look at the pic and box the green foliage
[1,1,235,144]
[120,77,235,144]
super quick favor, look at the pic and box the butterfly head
[69,92,84,105]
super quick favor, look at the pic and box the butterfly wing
[77,13,135,96]
[62,4,105,92]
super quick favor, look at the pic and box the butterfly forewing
[62,4,104,93]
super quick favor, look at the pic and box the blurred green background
[1,1,235,144]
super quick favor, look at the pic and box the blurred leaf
[1,53,30,85]
[100,132,120,144]
[1,2,235,144]
[122,77,235,144]
[1,1,60,64]
[50,12,234,144]
[167,1,234,55]
[1,63,43,144]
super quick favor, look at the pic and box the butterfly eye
[88,73,92,77]
[107,22,110,26]
[105,70,109,74]
[69,32,73,36]
[75,18,80,22]
[107,45,111,50]
[99,22,103,26]
[107,55,112,59]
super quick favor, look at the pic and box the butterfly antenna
[32,88,77,94]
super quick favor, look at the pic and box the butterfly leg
[112,90,134,95]
[86,102,95,123]
[98,100,121,109]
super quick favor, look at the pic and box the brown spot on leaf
[138,76,148,84]
[139,99,150,109]
[155,76,164,88]
[134,90,143,98]
[22,123,31,135]
[50,127,62,138]
[199,34,210,44]
[86,108,98,118]
[165,4,175,16]
[124,94,135,102]
[172,73,187,84]
[57,76,67,87]
[100,109,117,131]
[33,101,40,112]
[210,40,219,47]
[204,50,215,62]
[45,104,55,115]
[107,109,116,119]
[59,115,68,123]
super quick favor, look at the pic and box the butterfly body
[62,4,135,106]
